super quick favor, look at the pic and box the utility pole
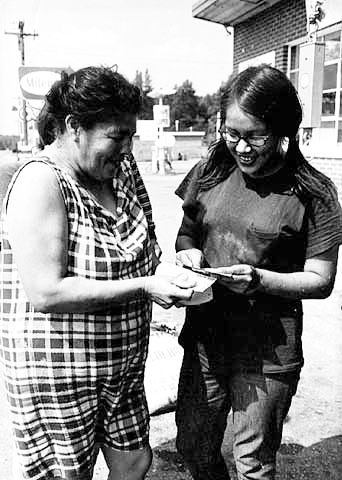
[5,21,38,145]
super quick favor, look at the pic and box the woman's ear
[65,115,80,142]
[279,137,289,156]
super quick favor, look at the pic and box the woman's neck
[42,141,77,174]
[43,142,113,196]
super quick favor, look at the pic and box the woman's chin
[237,160,258,176]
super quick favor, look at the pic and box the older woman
[175,64,342,480]
[0,66,194,480]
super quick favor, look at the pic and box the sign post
[148,87,175,174]
[153,103,170,174]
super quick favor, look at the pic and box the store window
[289,45,299,90]
[289,26,342,143]
[318,29,342,141]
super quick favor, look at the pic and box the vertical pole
[158,96,165,174]
[5,21,38,146]
[18,21,28,145]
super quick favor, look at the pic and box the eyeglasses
[219,128,270,148]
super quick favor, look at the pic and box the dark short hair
[37,66,142,145]
[222,64,303,138]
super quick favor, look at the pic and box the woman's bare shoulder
[8,160,63,212]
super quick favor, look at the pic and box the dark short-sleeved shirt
[176,161,342,374]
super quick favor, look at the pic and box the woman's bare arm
[206,248,339,300]
[7,162,193,313]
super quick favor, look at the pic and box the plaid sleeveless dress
[0,156,156,479]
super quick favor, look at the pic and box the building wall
[133,139,155,162]
[310,158,342,204]
[233,0,307,73]
[132,134,205,162]
[172,136,206,160]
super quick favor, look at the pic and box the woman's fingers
[205,265,261,294]
[175,248,204,268]
[171,273,196,289]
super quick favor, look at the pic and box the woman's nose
[235,138,251,153]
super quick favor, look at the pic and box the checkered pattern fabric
[130,154,156,241]
[0,157,156,479]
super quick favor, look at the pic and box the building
[192,0,342,199]
[133,120,206,162]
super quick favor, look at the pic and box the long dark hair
[199,64,337,204]
[37,66,142,146]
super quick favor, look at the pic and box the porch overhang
[192,0,284,27]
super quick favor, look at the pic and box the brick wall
[310,158,342,204]
[233,0,307,73]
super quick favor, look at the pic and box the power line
[5,21,39,145]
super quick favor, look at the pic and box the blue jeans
[176,342,300,480]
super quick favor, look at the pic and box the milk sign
[18,66,72,100]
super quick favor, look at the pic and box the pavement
[0,155,341,479]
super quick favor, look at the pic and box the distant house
[192,0,342,200]
[133,120,206,162]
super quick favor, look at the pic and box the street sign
[18,66,72,100]
[153,104,170,128]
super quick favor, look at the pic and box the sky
[0,0,233,136]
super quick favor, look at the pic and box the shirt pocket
[248,225,280,240]
[246,224,280,265]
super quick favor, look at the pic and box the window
[322,92,336,115]
[288,45,300,91]
[289,25,342,143]
[318,29,342,141]
[323,63,338,90]
[338,121,342,142]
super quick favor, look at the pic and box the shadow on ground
[146,432,342,480]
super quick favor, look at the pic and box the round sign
[20,71,61,98]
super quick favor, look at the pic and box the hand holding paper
[155,262,215,305]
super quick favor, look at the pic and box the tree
[197,75,234,144]
[133,70,143,90]
[131,70,233,141]
[143,69,152,93]
[167,80,201,131]
[199,92,221,144]
[132,69,154,120]
[0,135,20,151]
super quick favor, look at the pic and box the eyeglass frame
[219,127,271,148]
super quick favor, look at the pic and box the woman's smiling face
[78,113,137,181]
[223,102,285,179]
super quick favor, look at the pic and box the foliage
[0,135,20,151]
[133,69,154,120]
[199,77,232,144]
[132,69,234,143]
[165,80,200,131]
